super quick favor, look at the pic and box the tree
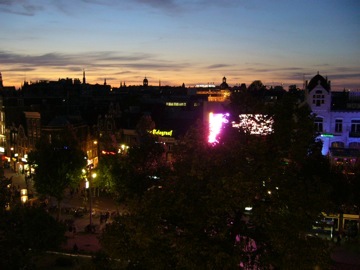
[110,115,171,203]
[0,205,66,269]
[247,80,266,92]
[0,170,11,213]
[328,163,360,214]
[28,135,87,220]
[100,94,333,269]
[96,154,118,194]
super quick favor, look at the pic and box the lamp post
[87,171,97,231]
[20,188,28,204]
[24,163,31,194]
[10,147,14,170]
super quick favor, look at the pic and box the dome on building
[220,76,229,89]
[307,72,331,92]
[143,76,148,87]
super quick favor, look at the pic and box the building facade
[306,73,360,168]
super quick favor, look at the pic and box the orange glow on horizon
[1,68,358,91]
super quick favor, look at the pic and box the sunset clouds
[1,0,359,90]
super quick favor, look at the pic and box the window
[315,117,323,132]
[349,142,360,149]
[351,120,360,133]
[167,144,173,151]
[313,90,325,107]
[335,119,342,133]
[331,141,344,148]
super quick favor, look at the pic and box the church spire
[83,69,86,84]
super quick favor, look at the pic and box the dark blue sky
[1,0,359,90]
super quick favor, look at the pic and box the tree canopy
[28,135,87,219]
[100,92,334,269]
[109,115,170,204]
[0,205,66,269]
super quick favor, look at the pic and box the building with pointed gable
[306,72,360,168]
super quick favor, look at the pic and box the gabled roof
[307,73,330,92]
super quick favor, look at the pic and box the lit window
[331,141,344,148]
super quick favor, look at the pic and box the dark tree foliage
[0,205,66,269]
[101,93,333,269]
[0,171,11,213]
[329,164,360,213]
[28,135,87,219]
[96,154,118,192]
[110,115,171,204]
[247,80,266,92]
[110,136,170,204]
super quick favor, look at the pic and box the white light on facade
[232,114,274,135]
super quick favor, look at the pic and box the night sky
[1,0,359,90]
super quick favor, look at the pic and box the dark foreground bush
[55,256,75,267]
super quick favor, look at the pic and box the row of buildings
[0,71,359,173]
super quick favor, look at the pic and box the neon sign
[321,133,334,138]
[150,129,173,137]
[166,102,187,107]
[208,112,229,144]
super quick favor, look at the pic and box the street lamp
[20,189,28,204]
[10,147,14,170]
[87,171,97,231]
[24,163,31,194]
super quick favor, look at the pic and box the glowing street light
[20,189,28,204]
[88,171,97,231]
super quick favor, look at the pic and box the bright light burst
[208,112,229,144]
[232,114,274,135]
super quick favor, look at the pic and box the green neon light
[321,133,334,138]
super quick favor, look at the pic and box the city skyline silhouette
[1,0,359,90]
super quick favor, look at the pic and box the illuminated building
[219,76,229,89]
[143,76,148,87]
[306,72,360,168]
